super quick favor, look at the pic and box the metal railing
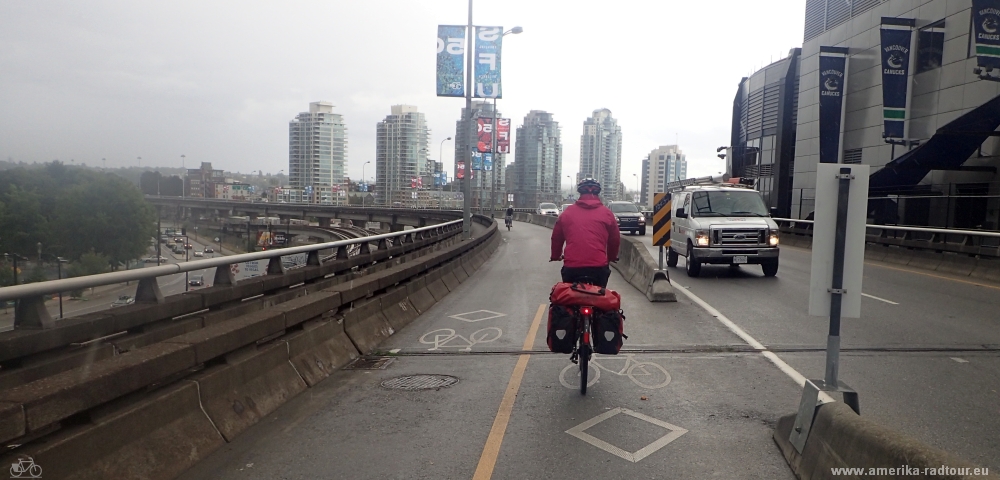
[0,219,463,327]
[773,218,1000,256]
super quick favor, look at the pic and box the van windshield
[690,191,768,217]
[540,203,557,209]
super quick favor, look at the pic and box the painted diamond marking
[448,310,507,323]
[566,408,688,463]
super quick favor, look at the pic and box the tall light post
[566,175,572,201]
[632,173,639,204]
[489,27,522,214]
[181,155,186,198]
[361,161,371,207]
[137,156,141,169]
[102,158,106,169]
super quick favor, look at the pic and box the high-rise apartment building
[454,100,506,208]
[642,145,687,207]
[376,105,430,206]
[288,101,347,204]
[513,110,562,208]
[579,109,623,200]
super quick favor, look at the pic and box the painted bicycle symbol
[419,327,502,351]
[9,455,42,478]
[560,354,671,390]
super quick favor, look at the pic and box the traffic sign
[652,192,671,247]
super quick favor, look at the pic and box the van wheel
[667,247,678,267]
[762,259,779,277]
[639,227,646,235]
[685,244,701,277]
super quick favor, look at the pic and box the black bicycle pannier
[593,309,625,355]
[547,304,577,353]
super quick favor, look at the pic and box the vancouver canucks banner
[880,18,914,139]
[474,26,502,98]
[436,25,466,97]
[973,0,1000,68]
[818,46,849,164]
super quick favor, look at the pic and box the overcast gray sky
[0,1,805,190]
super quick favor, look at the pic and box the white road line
[951,357,969,363]
[670,280,834,403]
[861,293,898,305]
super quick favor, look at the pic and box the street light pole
[633,173,639,204]
[462,0,474,240]
[181,155,186,198]
[439,137,452,210]
[362,161,371,207]
[566,175,572,201]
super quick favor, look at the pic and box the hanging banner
[818,46,849,164]
[483,153,493,171]
[456,161,466,179]
[471,152,483,170]
[880,18,915,139]
[474,26,502,98]
[496,118,511,154]
[973,0,1000,68]
[477,118,494,152]
[436,25,466,97]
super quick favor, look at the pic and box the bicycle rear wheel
[579,344,590,395]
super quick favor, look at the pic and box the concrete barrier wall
[774,402,998,479]
[514,214,675,302]
[0,216,501,480]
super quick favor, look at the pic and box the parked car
[537,203,559,216]
[193,251,204,257]
[188,275,204,287]
[608,201,647,236]
[203,247,214,253]
[111,295,135,307]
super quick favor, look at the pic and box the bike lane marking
[472,303,546,480]
[670,279,835,404]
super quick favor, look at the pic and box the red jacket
[550,195,620,268]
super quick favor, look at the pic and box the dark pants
[561,265,611,288]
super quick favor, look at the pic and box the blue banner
[973,0,1000,68]
[880,18,914,139]
[440,172,448,185]
[472,152,483,170]
[483,153,493,171]
[437,25,466,97]
[474,26,502,98]
[818,46,849,164]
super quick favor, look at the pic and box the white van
[668,185,780,277]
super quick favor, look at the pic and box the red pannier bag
[549,282,621,311]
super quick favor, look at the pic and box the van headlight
[769,233,779,246]
[695,230,710,247]
[638,216,645,224]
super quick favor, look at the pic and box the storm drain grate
[381,374,459,391]
[344,357,395,370]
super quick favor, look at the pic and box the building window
[843,148,863,164]
[916,20,945,73]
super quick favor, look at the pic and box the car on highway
[193,251,204,257]
[537,203,559,216]
[184,243,193,250]
[608,201,646,236]
[203,247,214,253]
[188,275,204,287]
[669,184,779,277]
[111,295,135,307]
[174,237,184,243]
[559,203,573,215]
[143,256,168,263]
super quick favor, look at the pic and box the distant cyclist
[550,178,620,287]
[505,205,514,228]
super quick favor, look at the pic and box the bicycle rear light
[581,307,592,315]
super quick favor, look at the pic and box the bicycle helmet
[577,178,602,195]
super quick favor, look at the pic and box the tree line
[0,162,157,285]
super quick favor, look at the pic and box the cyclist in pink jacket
[550,178,620,287]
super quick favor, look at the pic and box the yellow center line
[472,303,546,480]
[864,261,1000,291]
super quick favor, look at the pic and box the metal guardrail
[772,218,1000,257]
[0,219,463,327]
